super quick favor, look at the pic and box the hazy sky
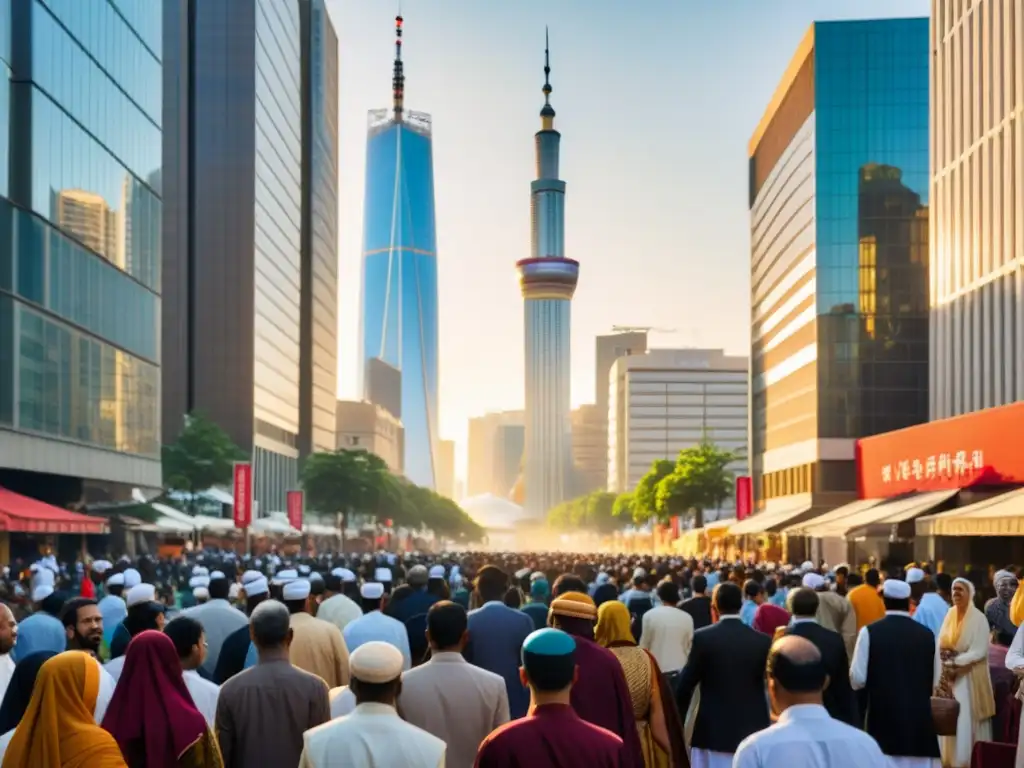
[326,0,929,481]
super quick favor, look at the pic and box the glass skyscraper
[360,16,439,489]
[0,0,162,497]
[749,19,930,515]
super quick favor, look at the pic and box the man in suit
[680,574,713,630]
[677,581,772,765]
[400,601,509,768]
[465,564,536,718]
[779,587,859,726]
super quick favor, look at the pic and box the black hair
[40,593,65,618]
[713,582,743,615]
[209,578,230,601]
[882,596,910,612]
[656,581,680,605]
[324,574,343,593]
[935,573,953,593]
[765,579,778,597]
[551,574,587,598]
[476,566,509,603]
[164,616,203,658]
[865,568,881,587]
[124,602,163,637]
[351,677,401,703]
[523,648,576,692]
[107,584,125,598]
[847,573,863,587]
[426,601,467,649]
[427,578,450,600]
[246,592,269,613]
[283,599,307,616]
[743,579,763,599]
[503,587,522,608]
[788,588,819,618]
[59,598,98,629]
[691,575,707,594]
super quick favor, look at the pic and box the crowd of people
[0,550,1021,767]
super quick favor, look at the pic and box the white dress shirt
[640,605,694,672]
[299,702,445,768]
[182,669,220,726]
[0,654,14,704]
[733,703,888,767]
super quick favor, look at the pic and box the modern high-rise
[570,405,605,495]
[0,1,163,500]
[360,15,439,489]
[436,439,455,499]
[467,411,524,498]
[299,0,339,456]
[607,349,748,520]
[336,400,404,474]
[163,0,309,512]
[593,330,648,489]
[930,0,1024,418]
[748,20,930,516]
[516,32,578,519]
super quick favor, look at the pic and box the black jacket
[677,617,771,753]
[784,620,859,726]
[680,595,712,631]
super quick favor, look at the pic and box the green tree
[546,491,624,534]
[655,440,738,528]
[162,412,247,504]
[632,459,675,524]
[300,449,397,545]
[612,491,637,522]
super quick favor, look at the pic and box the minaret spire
[540,27,555,129]
[392,13,405,121]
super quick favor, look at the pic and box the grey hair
[250,599,291,647]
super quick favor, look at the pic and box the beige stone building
[335,400,404,474]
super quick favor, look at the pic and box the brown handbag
[931,695,960,736]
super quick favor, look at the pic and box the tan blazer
[398,651,510,768]
[289,612,350,689]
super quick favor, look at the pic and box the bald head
[771,635,821,665]
[0,603,16,655]
[250,599,291,649]
[768,635,826,708]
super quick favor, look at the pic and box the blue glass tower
[517,32,578,519]
[360,15,439,488]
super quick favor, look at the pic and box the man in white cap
[105,583,168,680]
[299,641,446,768]
[317,568,362,633]
[282,578,349,688]
[850,578,941,766]
[183,570,248,677]
[342,582,412,671]
[374,566,394,595]
[11,569,66,662]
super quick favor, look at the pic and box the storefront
[0,487,108,563]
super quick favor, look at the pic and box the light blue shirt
[619,588,660,608]
[705,572,720,590]
[770,589,789,608]
[912,592,949,638]
[12,613,66,662]
[740,599,758,627]
[342,611,412,671]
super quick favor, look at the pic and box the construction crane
[610,325,678,334]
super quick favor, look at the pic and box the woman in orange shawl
[595,600,688,768]
[1,651,126,768]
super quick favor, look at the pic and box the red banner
[735,476,752,520]
[287,490,304,531]
[232,463,252,528]
[857,402,1024,498]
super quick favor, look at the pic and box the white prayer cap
[209,570,226,581]
[107,573,126,587]
[330,567,345,578]
[192,566,208,576]
[228,583,241,600]
[905,567,926,584]
[633,567,646,579]
[92,560,111,574]
[350,641,403,684]
[428,565,445,579]
[29,563,39,572]
[801,572,825,590]
[338,569,357,583]
[273,569,299,585]
[123,568,142,588]
[32,584,54,602]
[189,576,209,589]
[374,567,392,583]
[193,587,210,601]
[242,570,263,585]
[310,572,324,584]
[386,554,397,565]
[282,580,311,601]
[514,568,530,580]
[126,583,159,608]
[298,565,311,575]
[882,579,912,600]
[800,561,815,572]
[243,576,269,597]
[596,572,611,585]
[361,582,385,600]
[530,571,545,582]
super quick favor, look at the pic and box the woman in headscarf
[0,651,57,735]
[594,600,687,768]
[0,651,126,767]
[985,570,1019,646]
[937,577,996,767]
[101,631,222,768]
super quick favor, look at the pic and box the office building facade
[467,410,524,499]
[607,349,748,520]
[299,0,339,456]
[336,400,403,474]
[436,438,455,499]
[930,0,1024,418]
[0,0,162,499]
[592,330,648,489]
[570,405,605,495]
[749,20,930,514]
[163,0,305,513]
[517,34,578,519]
[360,15,439,489]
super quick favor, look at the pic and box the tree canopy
[546,491,624,534]
[300,449,484,542]
[631,440,739,528]
[162,412,247,495]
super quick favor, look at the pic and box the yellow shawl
[938,580,995,722]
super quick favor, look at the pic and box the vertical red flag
[287,490,304,531]
[735,476,752,520]
[233,462,252,528]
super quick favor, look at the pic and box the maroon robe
[475,703,625,768]
[567,635,645,768]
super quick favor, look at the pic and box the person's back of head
[520,628,577,705]
[250,600,292,653]
[767,635,826,713]
[503,587,522,609]
[935,572,953,595]
[846,572,863,588]
[865,568,881,588]
[765,578,778,598]
[476,565,509,604]
[209,577,230,601]
[743,579,763,603]
[788,587,819,619]
[691,574,708,595]
[656,580,680,606]
[713,582,743,617]
[426,600,467,652]
[551,573,588,598]
[164,616,205,669]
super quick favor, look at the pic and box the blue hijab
[10,613,66,662]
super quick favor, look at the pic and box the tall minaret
[516,29,579,520]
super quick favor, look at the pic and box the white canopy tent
[460,494,533,533]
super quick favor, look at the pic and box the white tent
[460,494,533,532]
[150,502,199,532]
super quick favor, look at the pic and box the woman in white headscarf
[936,577,995,767]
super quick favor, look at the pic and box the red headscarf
[753,602,791,636]
[101,631,207,767]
